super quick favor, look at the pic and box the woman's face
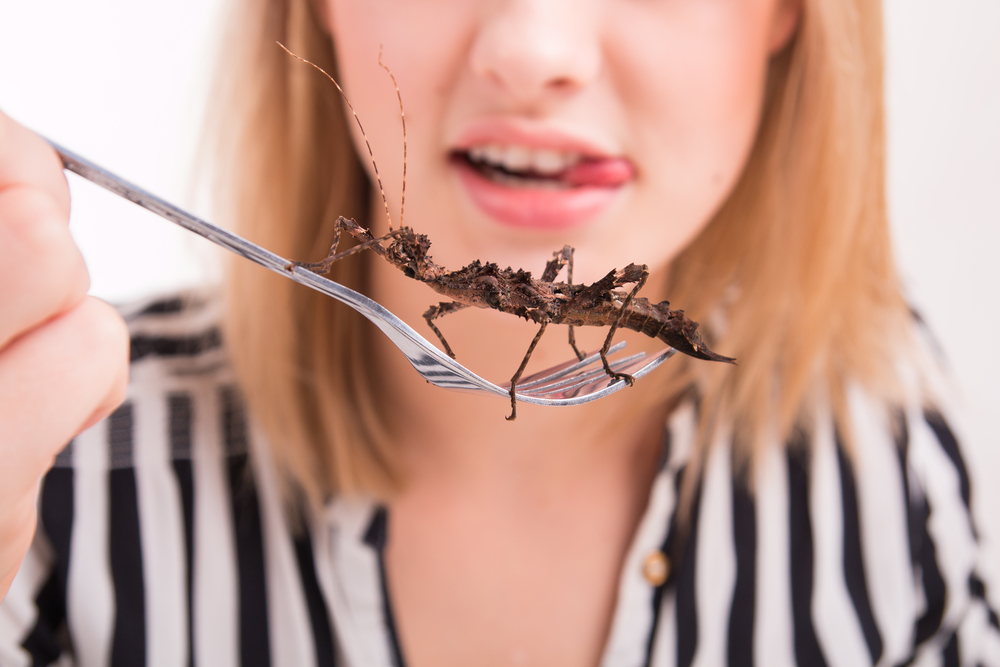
[320,0,799,284]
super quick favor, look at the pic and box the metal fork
[51,142,676,408]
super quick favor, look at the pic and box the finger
[0,183,90,348]
[0,110,70,217]
[0,113,88,349]
[0,297,129,498]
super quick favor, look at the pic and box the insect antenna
[378,45,406,229]
[277,42,395,232]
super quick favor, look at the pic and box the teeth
[483,144,505,164]
[532,149,568,175]
[503,145,532,171]
[467,144,582,175]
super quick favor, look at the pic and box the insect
[280,44,735,420]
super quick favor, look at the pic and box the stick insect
[280,45,735,420]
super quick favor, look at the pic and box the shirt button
[642,550,670,586]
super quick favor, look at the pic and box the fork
[51,141,676,408]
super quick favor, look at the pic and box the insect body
[280,43,734,419]
[293,217,735,420]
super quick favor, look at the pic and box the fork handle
[51,141,292,276]
[47,140,390,317]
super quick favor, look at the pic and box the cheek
[609,2,774,220]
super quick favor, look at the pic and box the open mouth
[452,144,633,190]
[449,139,634,230]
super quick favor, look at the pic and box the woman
[1,0,996,664]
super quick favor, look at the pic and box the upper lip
[450,118,622,160]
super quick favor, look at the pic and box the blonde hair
[210,0,910,506]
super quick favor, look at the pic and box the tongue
[559,158,634,187]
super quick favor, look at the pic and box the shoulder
[820,385,997,663]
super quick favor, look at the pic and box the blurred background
[1,0,997,600]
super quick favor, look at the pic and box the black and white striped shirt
[2,292,998,666]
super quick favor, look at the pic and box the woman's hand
[0,111,129,600]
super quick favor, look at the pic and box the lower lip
[453,159,626,231]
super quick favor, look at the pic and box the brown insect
[280,44,735,420]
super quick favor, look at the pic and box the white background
[1,0,998,601]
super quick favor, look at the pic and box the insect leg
[563,248,586,361]
[506,320,549,421]
[423,301,471,359]
[599,268,649,385]
[540,246,586,361]
[286,217,344,272]
[567,326,585,362]
[288,218,402,274]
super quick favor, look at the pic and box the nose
[469,0,602,103]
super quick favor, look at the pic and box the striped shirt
[1,292,998,667]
